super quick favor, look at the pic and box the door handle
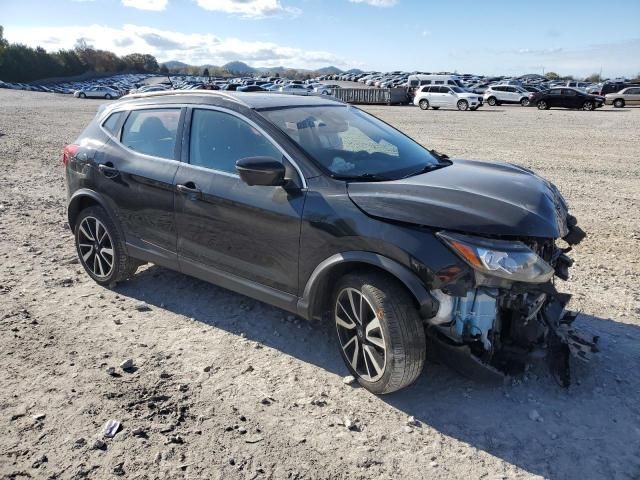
[176,182,202,199]
[98,163,119,178]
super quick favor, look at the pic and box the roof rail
[121,89,251,108]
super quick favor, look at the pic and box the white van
[407,74,466,89]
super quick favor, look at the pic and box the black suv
[64,91,594,393]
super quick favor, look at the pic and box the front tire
[333,272,426,394]
[583,101,595,111]
[418,99,429,110]
[79,92,86,98]
[74,206,139,287]
[457,100,469,111]
[105,94,112,99]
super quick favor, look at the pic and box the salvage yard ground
[1,89,639,480]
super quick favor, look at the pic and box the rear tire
[457,100,469,111]
[613,98,625,108]
[418,99,429,110]
[79,92,86,98]
[74,206,139,287]
[105,94,112,99]
[333,272,426,394]
[487,97,497,106]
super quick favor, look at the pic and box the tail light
[62,144,79,166]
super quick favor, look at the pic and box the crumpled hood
[347,159,569,238]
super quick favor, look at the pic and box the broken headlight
[437,232,554,284]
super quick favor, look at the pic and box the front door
[174,107,306,296]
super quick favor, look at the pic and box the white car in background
[278,84,313,95]
[313,84,340,95]
[413,85,483,111]
[73,86,121,99]
[483,85,531,106]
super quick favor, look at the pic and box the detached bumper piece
[542,294,599,387]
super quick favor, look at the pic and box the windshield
[260,105,440,180]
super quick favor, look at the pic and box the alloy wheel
[583,101,594,111]
[537,100,547,110]
[77,216,114,278]
[457,100,468,111]
[335,288,387,382]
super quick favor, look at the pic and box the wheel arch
[297,251,437,322]
[67,189,112,230]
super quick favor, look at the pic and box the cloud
[122,0,168,11]
[348,0,398,6]
[3,24,357,70]
[516,47,564,55]
[194,0,301,18]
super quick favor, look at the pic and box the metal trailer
[332,87,409,105]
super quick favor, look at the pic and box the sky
[1,0,639,78]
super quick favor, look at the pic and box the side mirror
[236,157,286,187]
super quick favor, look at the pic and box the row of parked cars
[0,74,154,98]
[316,71,639,111]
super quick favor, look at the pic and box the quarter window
[102,112,123,136]
[121,108,181,160]
[189,109,283,175]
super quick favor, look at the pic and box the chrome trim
[98,103,307,188]
[122,90,251,108]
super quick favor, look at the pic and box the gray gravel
[1,89,639,479]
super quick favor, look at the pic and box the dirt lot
[1,89,639,480]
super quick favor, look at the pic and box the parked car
[74,86,121,99]
[605,86,640,107]
[413,86,483,111]
[597,81,638,96]
[279,84,312,95]
[529,88,604,110]
[483,85,531,106]
[63,90,593,394]
[236,85,266,92]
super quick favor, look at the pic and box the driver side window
[189,109,283,175]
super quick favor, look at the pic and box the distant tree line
[0,26,160,82]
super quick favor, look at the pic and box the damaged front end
[426,217,598,387]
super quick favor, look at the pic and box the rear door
[174,107,306,295]
[97,107,184,265]
[547,88,563,107]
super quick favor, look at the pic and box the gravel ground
[1,89,639,480]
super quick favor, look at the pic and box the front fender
[297,251,438,321]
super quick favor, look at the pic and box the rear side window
[102,112,123,136]
[121,109,181,160]
[189,109,283,175]
[421,86,430,92]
